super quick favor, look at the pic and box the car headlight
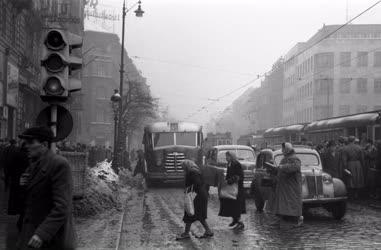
[322,173,332,184]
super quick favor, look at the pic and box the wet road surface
[117,186,381,249]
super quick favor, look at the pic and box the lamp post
[116,0,144,170]
[111,89,121,172]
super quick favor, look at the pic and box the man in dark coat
[16,127,76,250]
[321,140,343,180]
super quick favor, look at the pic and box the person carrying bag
[218,151,246,230]
[177,160,214,240]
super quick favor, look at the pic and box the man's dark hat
[18,126,54,142]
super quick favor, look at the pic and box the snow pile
[73,161,122,217]
[90,160,119,183]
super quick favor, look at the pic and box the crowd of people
[314,136,381,200]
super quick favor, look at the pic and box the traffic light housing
[40,29,83,103]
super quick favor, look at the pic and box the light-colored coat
[273,151,302,217]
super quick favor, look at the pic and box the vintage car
[250,147,347,220]
[205,145,256,192]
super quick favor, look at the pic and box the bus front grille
[165,152,185,172]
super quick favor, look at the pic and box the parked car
[205,145,256,192]
[250,147,347,220]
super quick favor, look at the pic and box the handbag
[184,185,196,216]
[219,182,238,200]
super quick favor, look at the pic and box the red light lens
[44,77,65,95]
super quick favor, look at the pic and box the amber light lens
[44,77,65,95]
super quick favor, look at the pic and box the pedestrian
[218,151,246,230]
[176,159,213,240]
[364,139,377,199]
[268,142,303,228]
[342,136,365,199]
[321,140,343,179]
[133,149,146,177]
[16,126,76,250]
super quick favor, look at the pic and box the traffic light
[40,29,83,103]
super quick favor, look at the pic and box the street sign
[36,105,73,142]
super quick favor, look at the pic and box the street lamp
[111,89,121,172]
[116,0,144,170]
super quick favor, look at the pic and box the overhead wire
[185,0,381,121]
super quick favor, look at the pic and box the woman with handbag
[176,160,213,240]
[218,151,246,230]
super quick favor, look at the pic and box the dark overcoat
[321,151,342,179]
[17,150,77,250]
[218,159,246,218]
[183,171,209,223]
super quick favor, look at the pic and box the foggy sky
[85,0,381,130]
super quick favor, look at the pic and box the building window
[339,78,351,93]
[356,105,367,113]
[340,52,351,67]
[315,52,334,68]
[339,105,350,115]
[357,52,368,67]
[374,52,381,67]
[374,79,381,93]
[357,78,367,93]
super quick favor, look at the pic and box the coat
[218,159,246,218]
[342,143,365,189]
[183,171,208,223]
[16,150,77,250]
[321,151,342,179]
[273,151,302,217]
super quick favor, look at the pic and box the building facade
[283,24,381,125]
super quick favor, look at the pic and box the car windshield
[176,132,197,146]
[274,153,320,168]
[153,133,175,147]
[217,149,256,163]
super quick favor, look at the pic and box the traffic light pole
[50,104,57,153]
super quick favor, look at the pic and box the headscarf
[182,159,201,174]
[282,142,294,155]
[225,151,237,161]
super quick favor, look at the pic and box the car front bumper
[146,172,184,182]
[303,197,347,204]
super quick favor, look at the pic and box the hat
[18,126,54,142]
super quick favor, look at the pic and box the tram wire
[184,1,381,120]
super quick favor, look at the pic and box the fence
[60,151,88,199]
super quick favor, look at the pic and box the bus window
[153,133,175,147]
[176,132,197,146]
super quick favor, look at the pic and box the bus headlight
[322,173,332,184]
[156,153,163,166]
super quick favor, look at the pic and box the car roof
[213,145,254,151]
[272,147,319,155]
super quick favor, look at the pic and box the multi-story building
[283,24,381,125]
[79,30,145,146]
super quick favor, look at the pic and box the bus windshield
[153,133,175,147]
[153,132,197,147]
[176,132,197,146]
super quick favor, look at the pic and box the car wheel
[330,201,346,220]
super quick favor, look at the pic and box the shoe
[196,231,214,239]
[176,232,190,241]
[234,222,244,230]
[228,221,238,227]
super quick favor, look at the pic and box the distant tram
[246,110,381,146]
[142,122,203,186]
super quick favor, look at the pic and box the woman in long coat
[218,151,246,230]
[177,160,213,240]
[272,143,303,226]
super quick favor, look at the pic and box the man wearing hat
[16,126,76,250]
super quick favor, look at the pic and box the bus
[142,121,203,185]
